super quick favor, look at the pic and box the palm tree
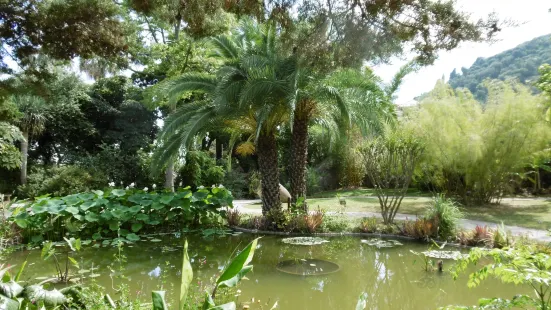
[152,20,295,213]
[288,63,416,208]
[13,95,47,185]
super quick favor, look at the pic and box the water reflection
[5,234,531,310]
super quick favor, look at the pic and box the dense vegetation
[448,34,551,102]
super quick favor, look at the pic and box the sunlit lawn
[242,189,551,230]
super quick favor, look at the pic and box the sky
[372,0,551,106]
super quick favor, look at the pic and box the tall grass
[424,194,463,240]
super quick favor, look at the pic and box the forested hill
[448,34,551,102]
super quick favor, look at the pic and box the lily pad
[150,238,162,242]
[361,239,403,248]
[281,237,329,246]
[421,250,467,260]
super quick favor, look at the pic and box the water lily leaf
[131,223,143,232]
[95,198,109,206]
[111,189,126,197]
[361,239,402,248]
[152,291,168,310]
[31,204,47,214]
[92,190,104,197]
[84,212,99,222]
[421,250,467,260]
[63,195,82,206]
[0,281,23,298]
[126,233,140,242]
[14,219,28,228]
[281,237,329,246]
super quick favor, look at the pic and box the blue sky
[373,0,551,105]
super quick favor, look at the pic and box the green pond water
[5,234,530,309]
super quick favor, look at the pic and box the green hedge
[10,186,233,243]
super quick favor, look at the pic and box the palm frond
[386,60,418,99]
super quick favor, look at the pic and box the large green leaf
[41,241,55,260]
[126,233,140,242]
[217,265,253,289]
[92,190,104,197]
[208,303,236,310]
[65,206,79,215]
[128,205,142,214]
[108,221,120,231]
[79,201,95,211]
[216,238,260,287]
[24,285,67,307]
[111,189,126,197]
[78,193,96,201]
[131,223,143,232]
[179,240,193,310]
[111,209,126,219]
[0,294,19,310]
[136,214,149,221]
[160,195,174,205]
[64,237,81,252]
[0,281,23,298]
[84,212,100,222]
[152,291,168,310]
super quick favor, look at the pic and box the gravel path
[234,199,551,243]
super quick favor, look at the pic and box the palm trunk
[164,161,175,191]
[20,131,29,185]
[257,132,280,215]
[290,112,309,211]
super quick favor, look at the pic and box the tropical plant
[448,246,551,310]
[41,238,81,283]
[150,238,260,310]
[424,195,463,240]
[0,262,85,309]
[0,122,23,170]
[13,95,47,185]
[151,19,295,215]
[361,125,423,224]
[9,187,233,242]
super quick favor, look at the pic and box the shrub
[9,186,234,243]
[303,209,325,233]
[177,150,226,188]
[306,167,322,195]
[359,217,378,233]
[320,214,350,232]
[424,194,463,240]
[458,225,493,247]
[17,165,105,198]
[226,208,241,227]
[402,218,438,239]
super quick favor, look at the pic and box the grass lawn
[242,188,551,230]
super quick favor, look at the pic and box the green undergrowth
[6,186,233,244]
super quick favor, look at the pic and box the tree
[152,20,295,214]
[12,95,47,185]
[361,125,423,224]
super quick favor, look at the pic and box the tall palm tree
[152,19,295,213]
[13,95,47,185]
[288,63,416,208]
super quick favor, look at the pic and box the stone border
[230,226,472,249]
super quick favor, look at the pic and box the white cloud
[372,0,551,106]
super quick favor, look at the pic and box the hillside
[448,34,551,102]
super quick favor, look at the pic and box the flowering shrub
[9,186,233,243]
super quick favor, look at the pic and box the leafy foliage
[424,195,463,240]
[9,187,233,242]
[448,246,551,309]
[407,80,551,204]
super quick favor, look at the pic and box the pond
[5,234,529,309]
